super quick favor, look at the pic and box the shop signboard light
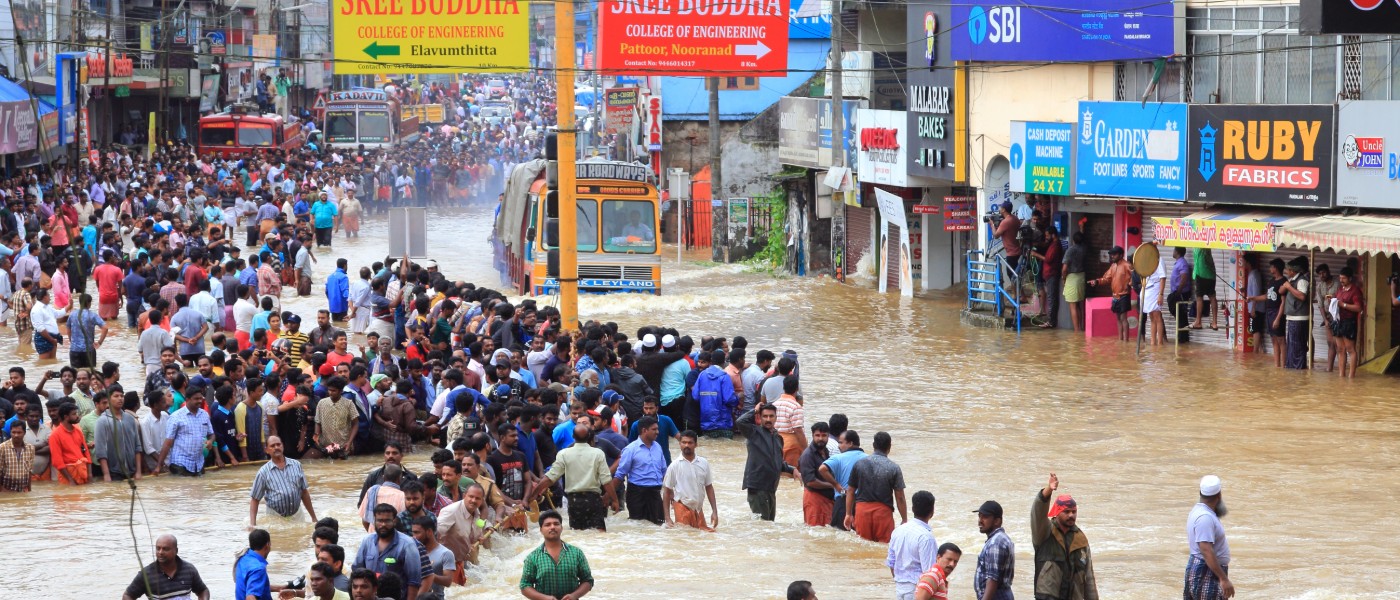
[952,0,1180,62]
[1336,101,1400,209]
[906,0,958,181]
[1009,121,1073,195]
[1187,104,1334,209]
[1075,101,1187,201]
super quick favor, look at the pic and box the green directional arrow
[363,41,400,60]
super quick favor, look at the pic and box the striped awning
[1183,209,1400,257]
[1275,213,1400,257]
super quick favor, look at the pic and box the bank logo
[1343,135,1384,168]
[1350,0,1384,9]
[968,6,987,45]
[924,11,938,66]
[1198,121,1217,182]
[1009,142,1024,169]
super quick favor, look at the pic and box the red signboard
[942,196,976,231]
[596,0,790,76]
[911,205,938,214]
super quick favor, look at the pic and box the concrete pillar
[1363,253,1393,362]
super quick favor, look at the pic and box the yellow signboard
[1150,217,1276,252]
[332,0,530,74]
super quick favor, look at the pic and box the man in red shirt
[92,252,125,320]
[183,250,209,298]
[1032,225,1064,329]
[914,543,962,600]
[50,403,91,485]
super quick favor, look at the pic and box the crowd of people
[0,107,1241,600]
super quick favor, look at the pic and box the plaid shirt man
[519,542,593,598]
[975,526,1015,600]
[0,438,34,492]
[163,406,213,474]
[10,287,33,333]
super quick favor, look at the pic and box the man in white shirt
[189,280,222,332]
[29,288,66,359]
[662,431,717,530]
[887,491,938,600]
[233,285,259,334]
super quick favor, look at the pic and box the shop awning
[1176,209,1400,257]
[1275,213,1400,257]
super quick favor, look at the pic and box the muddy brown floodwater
[1,204,1396,599]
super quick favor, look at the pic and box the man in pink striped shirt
[771,375,806,471]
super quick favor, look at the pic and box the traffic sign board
[332,0,530,74]
[596,0,790,76]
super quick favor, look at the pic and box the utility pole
[829,0,845,282]
[708,78,724,262]
[556,0,579,330]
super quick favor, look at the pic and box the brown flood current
[1,205,1396,599]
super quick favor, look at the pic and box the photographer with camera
[990,201,1023,303]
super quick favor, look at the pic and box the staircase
[963,250,1021,333]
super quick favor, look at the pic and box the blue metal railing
[966,250,1021,334]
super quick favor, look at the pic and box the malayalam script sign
[1151,218,1276,252]
[942,196,976,231]
[1009,121,1073,195]
[332,0,530,73]
[596,0,790,76]
[1075,101,1187,201]
[604,87,638,136]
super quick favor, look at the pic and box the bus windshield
[200,122,236,146]
[326,110,356,143]
[544,199,598,252]
[359,111,391,143]
[601,199,656,253]
[238,123,275,147]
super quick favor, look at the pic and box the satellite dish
[1132,242,1160,278]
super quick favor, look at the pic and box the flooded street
[2,205,1397,599]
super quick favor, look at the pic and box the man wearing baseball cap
[1030,473,1098,600]
[973,499,1014,600]
[1185,475,1233,600]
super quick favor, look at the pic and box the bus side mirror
[526,226,536,242]
[543,219,558,247]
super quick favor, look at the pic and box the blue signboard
[790,0,832,38]
[952,1,1177,62]
[1009,121,1073,195]
[818,99,858,169]
[1075,101,1188,201]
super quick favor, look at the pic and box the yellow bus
[495,160,662,295]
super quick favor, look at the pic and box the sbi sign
[967,5,1021,45]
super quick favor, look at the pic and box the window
[200,122,236,146]
[576,200,598,252]
[237,123,274,147]
[601,200,656,253]
[359,110,391,143]
[1185,6,1344,103]
[542,199,599,251]
[325,110,356,143]
[705,77,760,91]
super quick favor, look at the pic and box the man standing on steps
[1030,473,1098,600]
[1185,475,1234,600]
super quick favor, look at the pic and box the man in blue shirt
[310,194,339,248]
[325,258,350,321]
[628,397,679,464]
[234,529,273,600]
[123,262,148,328]
[353,504,423,594]
[615,416,668,525]
[818,429,867,531]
